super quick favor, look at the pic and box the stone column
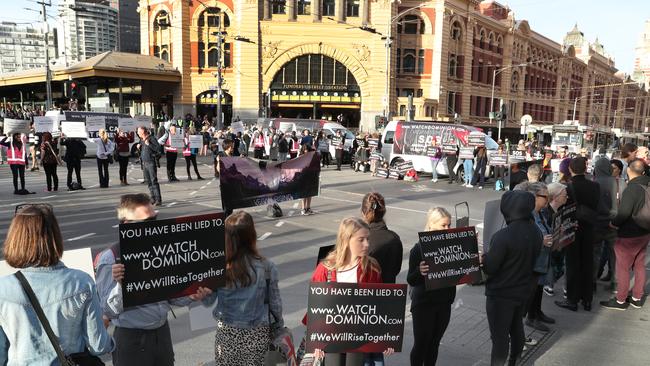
[287,0,296,21]
[313,0,321,21]
[264,0,271,20]
[335,0,345,22]
[361,0,369,26]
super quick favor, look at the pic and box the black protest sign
[376,168,389,178]
[396,160,414,173]
[418,227,482,290]
[332,135,344,147]
[369,152,383,161]
[368,138,379,148]
[468,134,485,147]
[489,153,508,166]
[459,148,474,159]
[553,203,577,250]
[307,282,407,353]
[442,144,457,154]
[388,169,400,179]
[509,150,526,163]
[425,146,440,158]
[119,213,226,307]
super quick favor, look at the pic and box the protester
[309,217,393,365]
[96,194,203,365]
[361,193,403,283]
[183,128,204,180]
[160,124,180,182]
[253,129,265,159]
[60,135,86,190]
[446,145,459,184]
[601,159,650,310]
[300,129,314,153]
[136,126,163,206]
[316,130,331,167]
[556,157,600,312]
[289,131,300,160]
[28,127,40,172]
[115,128,134,186]
[0,203,114,364]
[407,207,456,366]
[0,133,28,194]
[88,128,115,188]
[277,131,289,162]
[483,190,541,366]
[201,125,211,156]
[527,164,542,183]
[592,157,618,291]
[472,147,488,189]
[514,182,555,332]
[194,211,284,365]
[429,137,442,182]
[462,154,473,187]
[557,158,572,184]
[542,183,568,297]
[334,129,345,170]
[509,163,527,191]
[619,143,638,180]
[493,144,506,191]
[269,127,279,161]
[39,132,59,192]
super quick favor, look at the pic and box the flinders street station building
[138,0,650,132]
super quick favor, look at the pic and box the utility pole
[215,31,225,130]
[39,0,52,110]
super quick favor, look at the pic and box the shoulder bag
[47,143,64,166]
[101,140,114,164]
[263,261,296,366]
[14,271,105,366]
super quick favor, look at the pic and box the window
[323,0,335,16]
[417,50,425,74]
[417,89,423,97]
[451,21,462,41]
[297,0,311,15]
[272,54,358,88]
[401,89,414,97]
[346,0,359,17]
[447,91,457,114]
[448,54,457,78]
[153,11,171,61]
[196,7,230,69]
[399,15,425,34]
[272,0,286,14]
[399,105,406,116]
[403,53,415,73]
[477,61,483,83]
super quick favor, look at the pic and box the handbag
[14,271,105,366]
[47,143,64,166]
[263,261,296,366]
[101,140,114,164]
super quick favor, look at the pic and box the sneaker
[563,288,567,299]
[599,298,628,311]
[543,286,555,297]
[524,337,538,346]
[306,208,314,215]
[431,179,438,182]
[478,186,483,190]
[301,209,308,216]
[629,297,643,309]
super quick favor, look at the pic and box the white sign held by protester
[0,247,95,280]
[189,135,203,148]
[118,118,138,132]
[34,116,59,133]
[169,133,185,149]
[231,121,245,134]
[134,115,152,126]
[3,119,30,135]
[85,116,106,133]
[61,121,88,138]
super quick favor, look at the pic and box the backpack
[93,243,120,274]
[266,203,283,218]
[632,183,650,230]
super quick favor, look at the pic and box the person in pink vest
[253,129,265,159]
[159,124,180,182]
[183,128,204,180]
[0,133,28,194]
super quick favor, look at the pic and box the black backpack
[266,203,283,218]
[632,183,650,230]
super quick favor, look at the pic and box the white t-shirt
[336,265,358,283]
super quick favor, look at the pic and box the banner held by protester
[219,151,320,210]
[3,118,30,135]
[418,227,482,290]
[306,282,407,353]
[553,202,577,250]
[119,213,226,307]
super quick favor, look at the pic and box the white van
[381,120,498,180]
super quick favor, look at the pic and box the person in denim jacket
[193,211,284,366]
[0,204,113,365]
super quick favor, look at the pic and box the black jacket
[367,221,403,284]
[612,175,650,238]
[483,190,541,302]
[567,174,600,227]
[139,135,161,163]
[407,244,456,311]
[60,139,86,162]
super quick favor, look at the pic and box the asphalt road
[1,157,648,366]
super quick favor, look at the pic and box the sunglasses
[14,203,53,216]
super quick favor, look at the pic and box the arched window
[398,15,425,34]
[511,71,519,92]
[496,35,503,54]
[272,54,358,86]
[479,29,486,49]
[402,50,416,73]
[448,55,458,78]
[197,7,231,69]
[488,32,495,51]
[153,11,171,60]
[451,21,463,40]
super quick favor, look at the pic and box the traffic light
[70,81,78,99]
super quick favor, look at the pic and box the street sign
[520,114,533,125]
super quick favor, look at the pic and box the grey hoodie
[593,157,618,223]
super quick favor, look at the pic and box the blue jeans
[463,159,473,184]
[363,353,385,366]
[430,158,439,179]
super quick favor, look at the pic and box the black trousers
[335,149,343,169]
[118,155,129,182]
[97,158,110,187]
[254,147,264,159]
[10,164,25,191]
[143,162,162,203]
[410,303,452,366]
[565,227,594,304]
[165,151,177,179]
[446,156,458,182]
[66,159,82,188]
[43,163,58,191]
[526,282,544,321]
[184,155,200,178]
[113,322,174,366]
[486,296,525,366]
[321,151,331,166]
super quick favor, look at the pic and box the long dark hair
[361,192,386,224]
[12,133,22,150]
[224,211,262,287]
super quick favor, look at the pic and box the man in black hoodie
[483,190,541,366]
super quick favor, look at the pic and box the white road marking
[88,184,99,188]
[10,202,26,206]
[190,191,198,196]
[200,185,207,190]
[275,221,285,227]
[112,224,119,228]
[166,202,177,208]
[207,180,213,185]
[258,232,272,241]
[41,195,57,199]
[67,233,96,242]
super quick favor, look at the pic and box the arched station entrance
[196,90,232,124]
[269,54,360,127]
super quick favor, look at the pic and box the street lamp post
[383,4,426,119]
[572,94,600,124]
[37,1,53,110]
[490,63,527,140]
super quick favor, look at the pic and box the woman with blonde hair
[407,207,456,365]
[88,128,115,188]
[309,217,393,365]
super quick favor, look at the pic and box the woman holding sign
[0,133,28,194]
[194,211,284,366]
[88,129,115,188]
[407,208,456,366]
[309,217,393,366]
[40,132,60,191]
